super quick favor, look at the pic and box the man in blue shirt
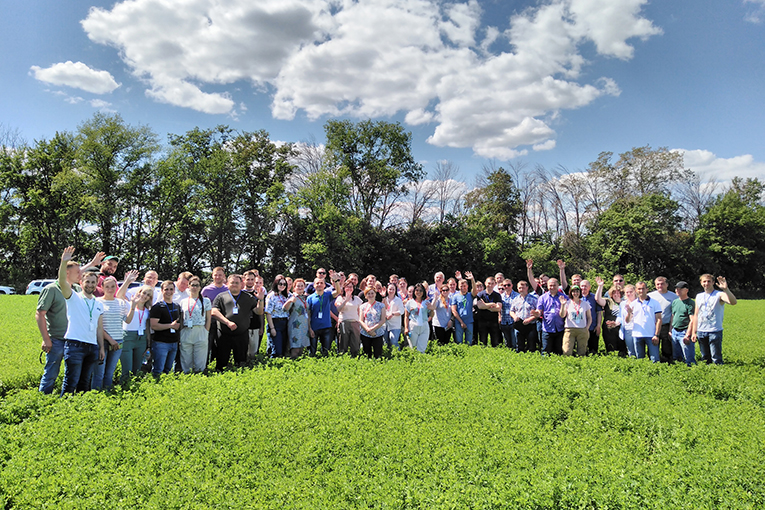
[307,275,340,356]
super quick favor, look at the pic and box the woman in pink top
[336,280,363,356]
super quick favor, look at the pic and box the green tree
[588,145,685,203]
[586,193,683,278]
[694,177,765,294]
[76,113,159,256]
[0,133,89,284]
[324,119,424,229]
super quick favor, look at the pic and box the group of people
[35,248,737,396]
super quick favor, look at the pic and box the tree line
[1,114,763,295]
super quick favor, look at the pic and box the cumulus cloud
[79,0,660,157]
[89,99,113,109]
[676,149,765,183]
[30,61,120,94]
[744,0,765,23]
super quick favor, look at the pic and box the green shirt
[670,297,695,331]
[36,282,81,338]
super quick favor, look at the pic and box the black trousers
[362,335,383,359]
[216,332,248,370]
[478,320,501,347]
[434,326,452,345]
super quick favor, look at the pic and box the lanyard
[228,291,241,307]
[138,308,146,325]
[188,297,198,317]
[165,301,175,320]
[84,297,95,320]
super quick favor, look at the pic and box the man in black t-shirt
[476,276,503,347]
[211,274,264,370]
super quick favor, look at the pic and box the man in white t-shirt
[57,246,105,395]
[625,281,662,362]
[648,276,678,363]
[691,274,737,364]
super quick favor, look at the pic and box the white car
[0,285,15,294]
[26,279,56,295]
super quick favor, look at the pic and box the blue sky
[2,0,764,185]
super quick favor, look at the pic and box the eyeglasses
[317,271,326,275]
[189,284,200,287]
[503,284,512,288]
[440,289,449,293]
[277,282,287,286]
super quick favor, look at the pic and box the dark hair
[413,282,427,302]
[271,277,289,297]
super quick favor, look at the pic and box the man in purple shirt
[537,278,566,355]
[202,266,229,364]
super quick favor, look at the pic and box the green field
[1,296,765,509]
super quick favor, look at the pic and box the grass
[1,297,764,508]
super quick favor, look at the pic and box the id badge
[232,306,239,315]
[318,311,323,319]
[185,319,193,328]
[138,328,145,336]
[170,328,176,333]
[90,322,96,333]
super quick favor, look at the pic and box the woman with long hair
[121,284,153,382]
[404,282,437,353]
[179,276,212,373]
[283,278,311,358]
[594,277,627,356]
[559,285,591,356]
[383,282,404,350]
[359,286,387,358]
[265,276,290,358]
[336,280,363,356]
[432,284,454,345]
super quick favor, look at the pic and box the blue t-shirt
[582,293,603,332]
[450,292,474,324]
[306,289,333,330]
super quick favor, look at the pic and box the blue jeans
[634,336,660,362]
[454,321,473,345]
[541,330,563,355]
[697,330,723,364]
[61,340,100,395]
[39,337,66,394]
[92,344,121,390]
[500,324,516,350]
[671,328,695,366]
[152,341,178,376]
[386,328,401,349]
[267,318,288,358]
[624,329,635,357]
[312,327,334,356]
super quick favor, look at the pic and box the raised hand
[595,276,604,286]
[455,271,462,280]
[89,251,106,267]
[526,259,533,269]
[716,276,728,290]
[558,295,566,304]
[61,246,75,262]
[465,271,474,280]
[124,269,139,284]
[556,259,565,269]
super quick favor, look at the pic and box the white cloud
[676,148,765,183]
[79,0,659,157]
[744,0,765,23]
[89,99,112,109]
[30,61,120,94]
